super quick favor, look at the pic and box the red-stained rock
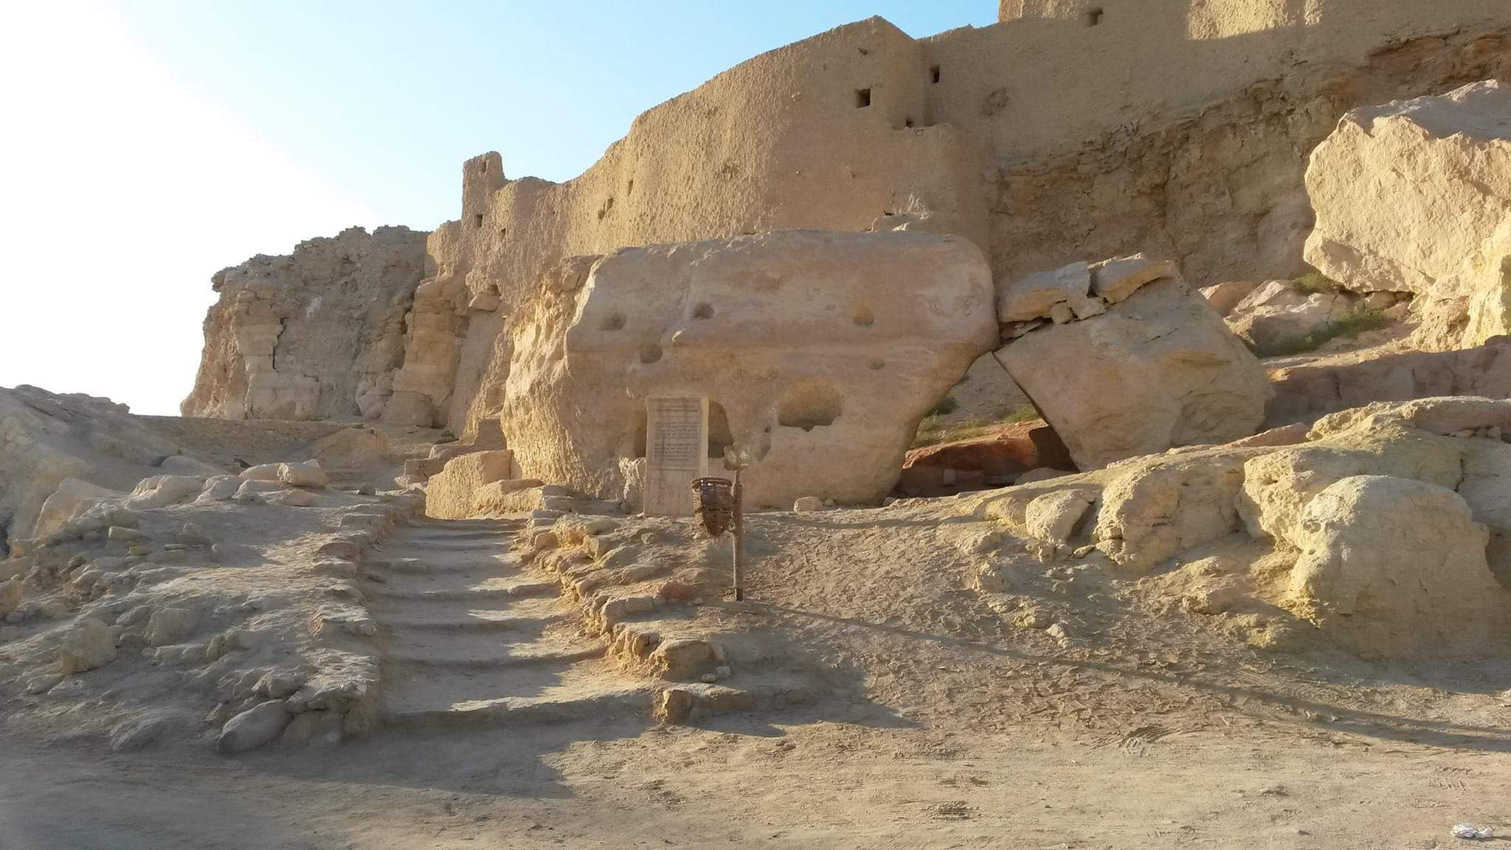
[898,420,1074,496]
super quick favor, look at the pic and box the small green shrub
[1290,271,1340,295]
[927,395,959,416]
[997,404,1040,424]
[1250,308,1391,358]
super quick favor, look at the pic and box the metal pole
[732,467,744,601]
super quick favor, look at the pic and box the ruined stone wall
[185,1,1510,440]
[962,0,1509,281]
[183,226,427,421]
[384,17,989,434]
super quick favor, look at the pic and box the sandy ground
[4,702,1510,848]
[6,496,1511,848]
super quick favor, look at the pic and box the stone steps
[370,518,652,731]
[367,555,513,575]
[367,581,559,602]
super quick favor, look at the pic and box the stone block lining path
[366,518,656,729]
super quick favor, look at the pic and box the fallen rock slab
[998,274,1270,469]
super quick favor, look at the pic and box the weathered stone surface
[425,450,517,519]
[502,230,995,509]
[1200,281,1260,317]
[899,420,1073,496]
[1093,449,1255,571]
[278,459,328,489]
[997,261,1091,323]
[196,475,242,504]
[471,478,546,515]
[1304,80,1511,347]
[999,274,1270,469]
[1265,337,1511,427]
[145,607,199,647]
[234,479,287,503]
[1223,280,1361,352]
[124,475,205,510]
[183,226,428,420]
[0,578,23,617]
[1089,254,1178,304]
[240,463,283,482]
[0,386,195,547]
[32,478,119,540]
[1024,489,1095,544]
[216,700,293,754]
[59,618,117,674]
[1240,428,1462,550]
[1286,475,1506,657]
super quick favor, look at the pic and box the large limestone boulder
[1286,475,1506,657]
[997,265,1271,469]
[1303,81,1511,347]
[502,230,996,509]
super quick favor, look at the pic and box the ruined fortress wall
[959,0,1506,160]
[385,17,991,433]
[186,1,1509,440]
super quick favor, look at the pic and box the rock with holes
[501,230,996,511]
[997,273,1270,469]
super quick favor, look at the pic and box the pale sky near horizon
[0,1,994,415]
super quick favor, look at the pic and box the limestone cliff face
[182,226,427,421]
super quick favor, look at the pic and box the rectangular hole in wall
[930,65,941,84]
[474,214,483,228]
[1085,7,1103,26]
[855,88,872,108]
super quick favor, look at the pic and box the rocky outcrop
[501,230,996,509]
[0,386,196,550]
[182,226,427,421]
[1304,81,1511,348]
[979,395,1511,657]
[995,258,1271,469]
[1286,475,1502,657]
[1265,337,1511,426]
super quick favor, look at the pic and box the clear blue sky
[0,1,994,414]
[124,0,996,229]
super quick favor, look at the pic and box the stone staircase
[365,518,655,730]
